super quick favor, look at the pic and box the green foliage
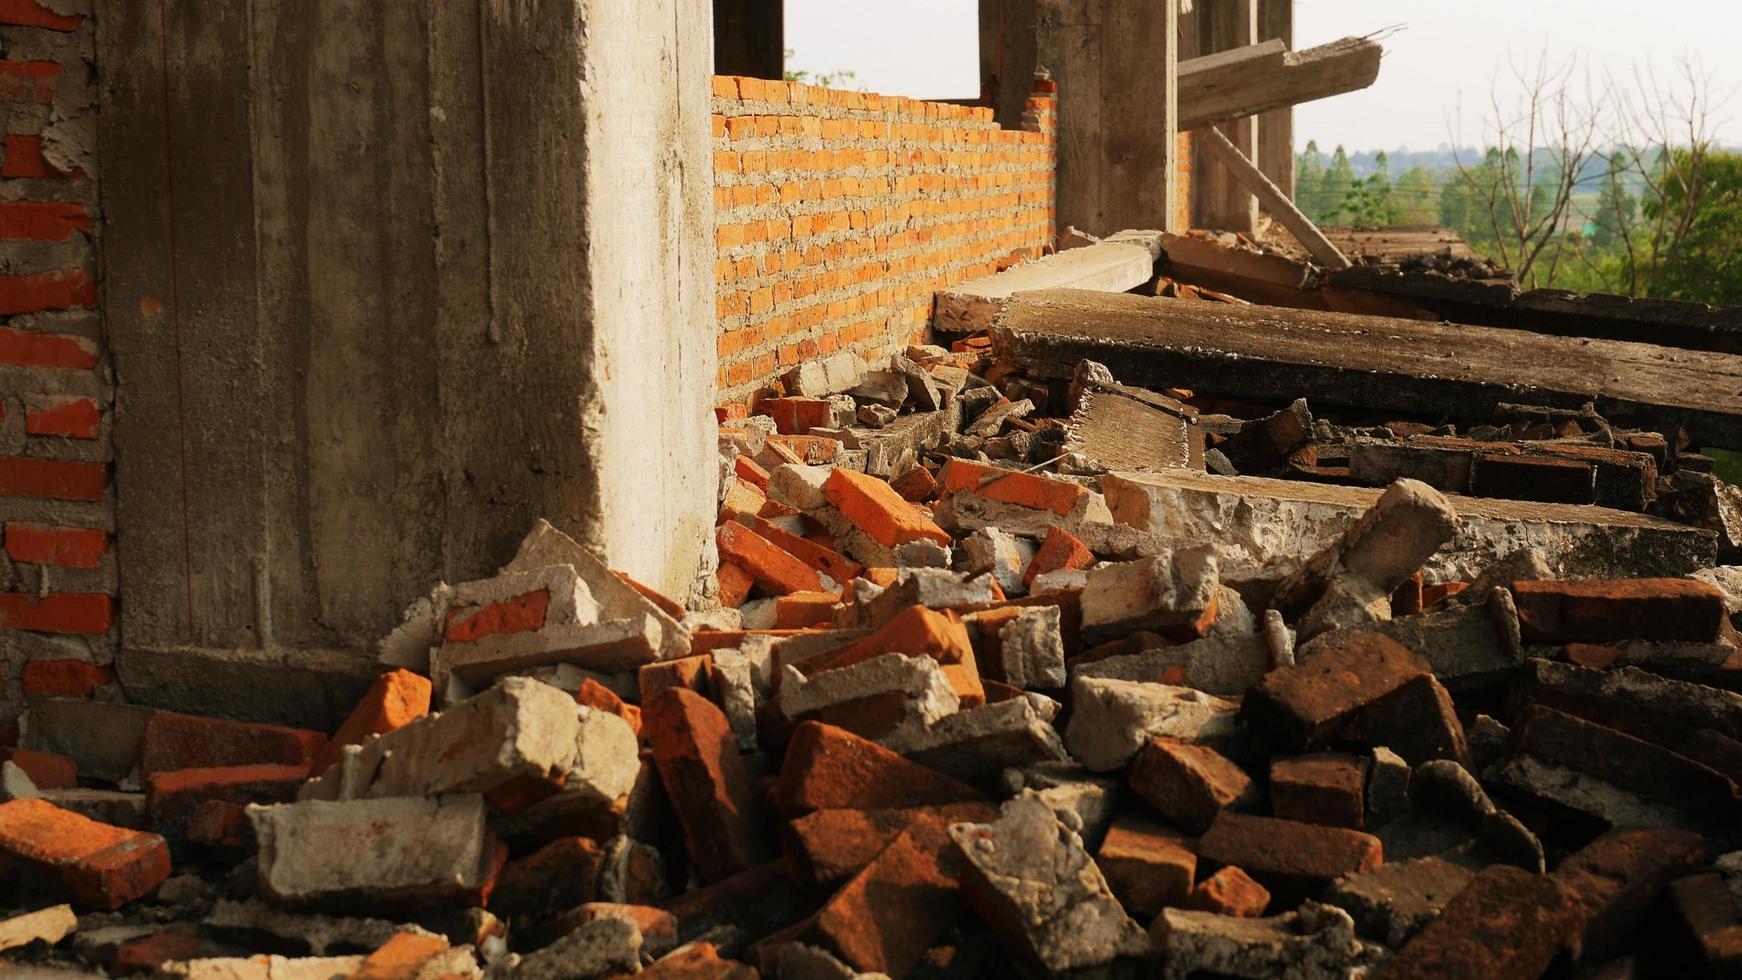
[1644,150,1742,305]
[782,49,860,90]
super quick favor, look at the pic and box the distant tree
[783,49,861,90]
[1591,148,1637,249]
[1295,140,1327,219]
[1315,145,1357,224]
[1645,149,1742,305]
[1394,165,1440,224]
[1339,149,1398,225]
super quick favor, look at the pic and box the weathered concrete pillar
[96,1,715,673]
[1038,0,1180,235]
[1257,0,1294,198]
[979,0,1041,130]
[714,0,784,79]
[1193,0,1259,234]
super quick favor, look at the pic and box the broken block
[962,527,1035,596]
[0,798,171,909]
[1152,902,1384,980]
[489,835,603,922]
[441,563,599,645]
[1196,812,1383,907]
[1025,526,1096,589]
[1186,865,1271,918]
[1511,577,1726,644]
[949,797,1146,974]
[431,614,667,690]
[645,687,769,882]
[1080,547,1220,643]
[250,794,495,910]
[1323,856,1474,948]
[0,902,75,953]
[1376,865,1580,979]
[782,803,998,888]
[884,696,1071,779]
[806,820,965,977]
[774,722,986,814]
[1095,815,1197,919]
[1552,827,1706,963]
[146,764,308,846]
[1065,677,1240,773]
[1128,736,1258,834]
[312,669,431,773]
[823,467,951,549]
[1270,754,1369,830]
[716,520,824,596]
[935,458,1115,537]
[141,713,326,778]
[1240,634,1431,753]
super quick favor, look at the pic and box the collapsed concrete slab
[934,230,1162,334]
[1104,468,1715,581]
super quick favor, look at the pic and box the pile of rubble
[4,341,1742,979]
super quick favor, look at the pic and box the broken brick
[1512,578,1726,644]
[489,835,603,921]
[717,520,824,595]
[1185,865,1271,918]
[1240,633,1431,753]
[1376,864,1580,979]
[1024,525,1095,588]
[1128,735,1257,834]
[938,458,1089,516]
[824,466,952,548]
[774,721,986,814]
[806,820,965,976]
[144,764,307,845]
[576,678,642,738]
[890,464,938,503]
[645,687,769,882]
[782,802,997,888]
[1667,872,1742,977]
[1196,812,1382,907]
[1551,827,1706,963]
[0,747,75,789]
[349,931,454,980]
[742,513,862,585]
[1270,753,1368,830]
[312,669,431,773]
[718,561,755,607]
[140,712,326,777]
[0,798,171,909]
[1095,815,1197,919]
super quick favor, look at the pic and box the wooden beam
[934,230,1162,334]
[1199,126,1350,269]
[1179,36,1382,132]
[988,289,1742,450]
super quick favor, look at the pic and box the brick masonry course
[710,75,1056,404]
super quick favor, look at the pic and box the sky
[783,0,1742,153]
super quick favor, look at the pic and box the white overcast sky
[783,0,1742,152]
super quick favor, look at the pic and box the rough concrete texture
[1324,856,1476,947]
[1152,902,1386,980]
[1104,468,1716,581]
[887,697,1071,778]
[1080,547,1220,642]
[97,0,717,666]
[249,794,493,908]
[779,654,961,738]
[154,955,368,979]
[949,797,1146,973]
[1065,677,1242,772]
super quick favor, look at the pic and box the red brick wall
[711,75,1056,404]
[0,0,115,726]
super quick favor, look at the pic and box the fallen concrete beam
[1179,37,1383,132]
[990,289,1742,450]
[933,231,1162,334]
[1104,468,1715,581]
[1197,127,1350,270]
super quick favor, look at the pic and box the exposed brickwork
[0,7,111,732]
[711,75,1055,403]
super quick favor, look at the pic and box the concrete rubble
[10,337,1742,980]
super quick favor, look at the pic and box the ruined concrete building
[0,0,1739,977]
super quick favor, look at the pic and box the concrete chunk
[1153,903,1386,980]
[249,794,493,909]
[885,697,1070,778]
[1104,468,1716,581]
[949,797,1146,973]
[1066,677,1241,772]
[1324,856,1475,947]
[1080,547,1220,643]
[0,903,75,952]
[779,654,960,742]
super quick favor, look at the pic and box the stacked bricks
[0,1,114,729]
[711,75,1056,405]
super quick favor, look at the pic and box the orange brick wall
[0,1,115,729]
[711,75,1056,404]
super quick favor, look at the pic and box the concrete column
[1193,0,1259,234]
[1039,0,1179,235]
[97,0,716,665]
[1257,0,1294,198]
[979,0,1040,130]
[714,0,784,79]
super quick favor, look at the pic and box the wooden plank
[988,289,1742,449]
[934,230,1162,333]
[1198,127,1350,269]
[1179,36,1382,132]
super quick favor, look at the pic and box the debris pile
[5,340,1742,979]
